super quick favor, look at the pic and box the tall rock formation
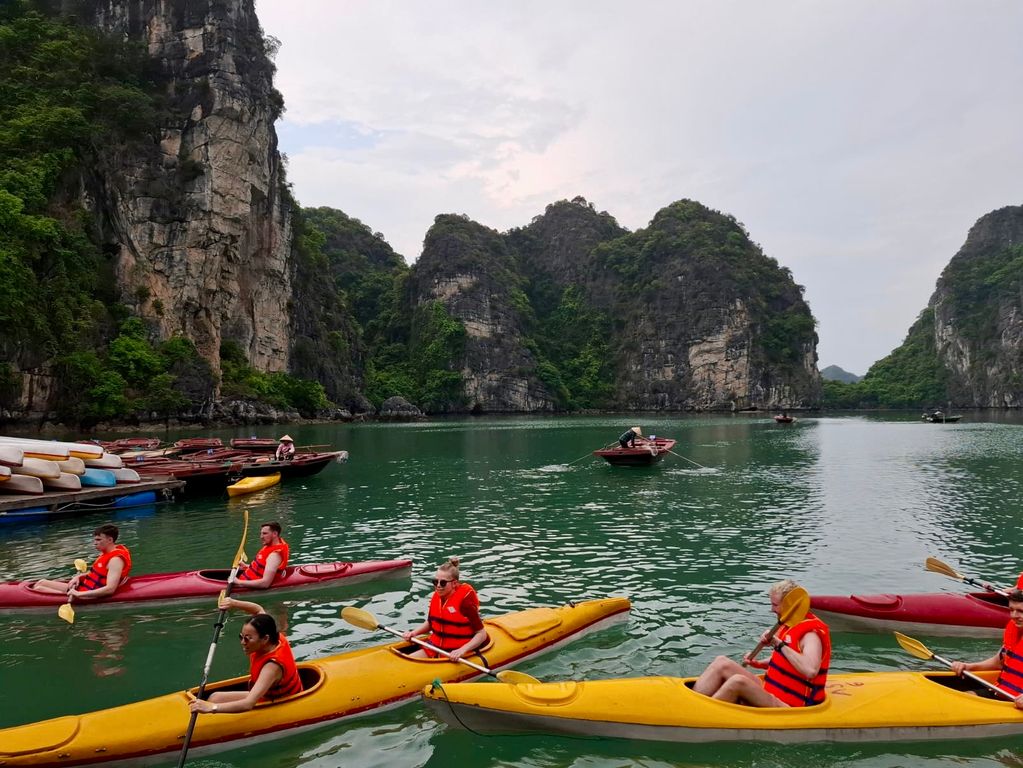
[60,0,292,378]
[404,199,820,412]
[931,205,1023,406]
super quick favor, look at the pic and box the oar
[925,556,1009,596]
[742,586,810,667]
[894,631,1015,701]
[176,509,250,768]
[57,558,90,624]
[341,606,539,684]
[666,449,708,470]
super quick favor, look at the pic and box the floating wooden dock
[0,478,184,520]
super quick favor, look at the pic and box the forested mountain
[821,366,861,383]
[824,205,1023,409]
[0,0,821,425]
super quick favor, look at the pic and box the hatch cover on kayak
[850,594,902,609]
[513,681,581,706]
[489,607,562,640]
[0,715,80,756]
[298,562,353,577]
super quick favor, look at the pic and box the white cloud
[256,0,1023,373]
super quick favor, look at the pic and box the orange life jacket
[248,634,303,701]
[79,545,132,592]
[763,613,831,707]
[428,583,479,651]
[238,541,289,582]
[997,621,1023,696]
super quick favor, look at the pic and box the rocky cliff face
[410,215,556,412]
[930,205,1023,406]
[62,0,292,378]
[406,199,820,412]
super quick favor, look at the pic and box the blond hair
[438,557,461,580]
[768,579,800,599]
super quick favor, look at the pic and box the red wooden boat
[97,437,163,453]
[230,437,280,452]
[239,452,345,479]
[0,558,412,611]
[172,437,224,453]
[593,438,677,466]
[774,414,795,423]
[810,592,1008,637]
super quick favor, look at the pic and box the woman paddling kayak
[188,596,302,714]
[402,557,488,660]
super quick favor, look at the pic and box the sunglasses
[431,578,454,587]
[238,633,256,643]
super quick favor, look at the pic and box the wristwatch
[775,641,785,653]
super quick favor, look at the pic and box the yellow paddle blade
[73,559,88,573]
[231,509,250,568]
[894,631,934,661]
[341,606,379,631]
[495,669,541,684]
[57,602,75,624]
[779,586,810,627]
[924,556,963,580]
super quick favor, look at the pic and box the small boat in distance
[774,414,795,424]
[594,437,677,466]
[922,409,962,423]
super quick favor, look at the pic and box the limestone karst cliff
[401,198,820,412]
[930,206,1023,406]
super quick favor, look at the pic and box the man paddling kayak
[236,520,289,588]
[402,557,488,661]
[951,588,1023,707]
[189,596,303,714]
[31,524,132,601]
[692,579,831,707]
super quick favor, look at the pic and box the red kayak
[810,592,1008,637]
[0,559,412,611]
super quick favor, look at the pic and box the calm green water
[3,414,1023,767]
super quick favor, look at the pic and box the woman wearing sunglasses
[188,596,303,714]
[402,557,487,660]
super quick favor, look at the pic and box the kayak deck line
[0,560,414,612]
[422,670,1023,745]
[0,597,631,767]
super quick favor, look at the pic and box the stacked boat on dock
[0,437,138,496]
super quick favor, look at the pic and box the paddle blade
[73,559,88,573]
[341,606,379,631]
[894,631,934,661]
[57,602,75,624]
[231,509,250,568]
[778,587,811,627]
[495,669,541,684]
[924,556,963,580]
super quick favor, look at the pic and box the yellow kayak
[226,472,280,496]
[423,670,1023,743]
[0,597,629,767]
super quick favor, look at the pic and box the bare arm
[219,596,265,615]
[189,662,282,714]
[402,621,431,642]
[241,553,283,590]
[777,631,823,680]
[71,558,125,600]
[448,627,489,661]
[952,653,1003,676]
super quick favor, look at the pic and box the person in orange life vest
[31,524,132,600]
[189,596,303,715]
[236,521,289,589]
[275,435,296,462]
[692,579,831,707]
[401,557,488,661]
[951,588,1023,708]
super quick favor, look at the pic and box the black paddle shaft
[176,564,245,767]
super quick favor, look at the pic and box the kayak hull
[811,592,1007,637]
[227,472,280,496]
[422,670,1022,744]
[0,559,414,610]
[0,597,631,767]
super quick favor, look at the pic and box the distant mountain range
[820,365,862,383]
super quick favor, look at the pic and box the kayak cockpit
[193,666,324,705]
[967,592,1010,609]
[923,672,1004,696]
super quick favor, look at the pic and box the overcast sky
[255,1,1022,375]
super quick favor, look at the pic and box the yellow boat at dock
[226,472,280,497]
[423,670,1023,743]
[0,597,630,767]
